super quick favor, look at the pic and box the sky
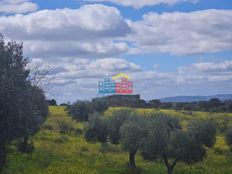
[0,0,232,103]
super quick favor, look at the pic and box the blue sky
[0,0,232,103]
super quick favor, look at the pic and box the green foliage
[57,119,75,134]
[225,128,232,150]
[2,106,232,174]
[208,98,222,109]
[0,35,48,168]
[99,95,148,108]
[85,112,108,144]
[141,114,216,174]
[120,117,146,168]
[16,138,35,154]
[47,99,57,106]
[68,100,93,121]
[107,109,133,144]
[91,98,109,113]
[148,99,161,108]
[188,120,216,148]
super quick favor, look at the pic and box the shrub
[84,113,108,144]
[226,128,232,151]
[91,98,109,113]
[68,100,93,121]
[16,139,35,154]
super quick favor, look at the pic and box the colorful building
[99,74,133,95]
[99,78,116,94]
[116,78,133,94]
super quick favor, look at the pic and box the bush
[226,128,232,151]
[84,113,108,144]
[91,98,109,113]
[74,128,82,136]
[56,117,75,134]
[17,138,35,153]
[68,100,93,121]
[99,143,121,153]
[54,135,69,144]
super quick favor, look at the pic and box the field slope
[3,106,232,174]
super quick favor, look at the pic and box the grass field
[3,106,232,174]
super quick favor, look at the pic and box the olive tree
[141,114,216,174]
[17,86,48,153]
[107,109,133,144]
[84,112,108,144]
[0,35,48,168]
[120,116,146,168]
[68,100,93,121]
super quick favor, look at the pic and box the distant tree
[107,109,132,144]
[131,99,148,108]
[161,102,173,109]
[47,99,57,106]
[174,102,185,110]
[60,103,68,106]
[208,98,222,109]
[99,95,142,107]
[226,102,232,113]
[85,113,108,144]
[183,103,196,111]
[120,117,146,168]
[68,100,93,121]
[197,101,209,111]
[225,128,232,151]
[141,114,216,174]
[91,98,108,113]
[148,99,161,108]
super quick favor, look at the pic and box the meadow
[3,106,232,174]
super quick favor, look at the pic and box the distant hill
[160,94,232,102]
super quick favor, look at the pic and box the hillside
[3,106,232,174]
[160,94,232,102]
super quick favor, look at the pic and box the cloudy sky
[0,0,232,103]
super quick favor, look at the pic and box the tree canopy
[0,35,48,168]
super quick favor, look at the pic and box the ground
[3,106,232,174]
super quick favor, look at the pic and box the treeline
[0,35,48,169]
[149,98,232,112]
[74,95,232,113]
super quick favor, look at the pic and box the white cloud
[87,0,198,9]
[32,58,232,102]
[178,61,232,73]
[1,6,232,57]
[31,57,141,85]
[0,4,131,58]
[178,61,232,82]
[0,0,38,14]
[129,9,232,55]
[23,40,129,58]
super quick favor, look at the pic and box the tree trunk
[0,142,7,170]
[22,136,28,152]
[167,167,173,174]
[129,151,136,168]
[163,156,174,174]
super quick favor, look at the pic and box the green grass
[3,106,232,174]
